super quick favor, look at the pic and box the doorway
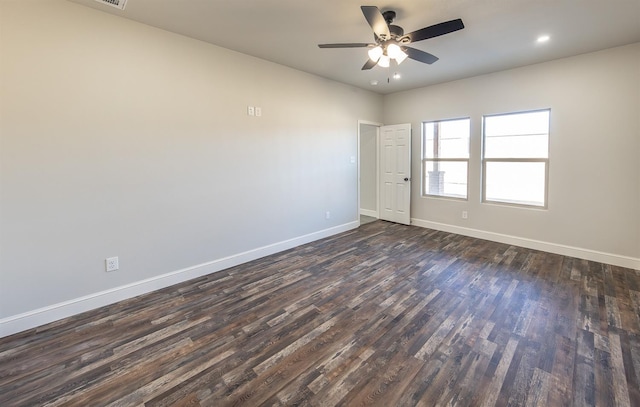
[358,121,380,225]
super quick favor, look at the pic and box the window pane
[485,161,546,206]
[423,118,470,159]
[484,110,549,158]
[424,160,468,199]
[485,110,549,136]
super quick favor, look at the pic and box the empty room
[1,0,639,405]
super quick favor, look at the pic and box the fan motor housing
[389,25,404,37]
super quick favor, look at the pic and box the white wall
[384,43,640,267]
[359,124,377,215]
[0,0,383,333]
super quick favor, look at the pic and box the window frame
[421,117,471,200]
[481,108,550,209]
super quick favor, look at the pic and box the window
[422,118,470,199]
[482,109,550,207]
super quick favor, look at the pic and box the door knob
[404,177,409,181]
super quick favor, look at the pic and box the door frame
[357,120,383,225]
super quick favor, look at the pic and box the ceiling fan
[318,6,464,70]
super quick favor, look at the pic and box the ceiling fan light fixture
[386,43,403,59]
[319,7,464,72]
[378,54,391,68]
[368,46,383,61]
[395,50,408,64]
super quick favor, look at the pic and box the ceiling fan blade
[361,6,390,40]
[404,19,464,43]
[402,47,439,64]
[361,58,377,70]
[318,43,371,48]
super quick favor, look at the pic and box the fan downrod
[382,10,396,24]
[381,10,404,38]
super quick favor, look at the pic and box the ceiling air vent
[94,0,127,10]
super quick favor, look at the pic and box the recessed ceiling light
[537,35,550,43]
[370,79,379,86]
[393,72,401,80]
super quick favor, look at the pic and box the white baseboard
[359,209,378,218]
[0,221,359,338]
[411,218,640,270]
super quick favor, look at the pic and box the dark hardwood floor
[1,220,639,406]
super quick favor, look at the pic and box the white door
[379,123,411,225]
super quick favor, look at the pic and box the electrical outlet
[255,107,262,117]
[325,211,331,220]
[462,211,468,219]
[247,106,255,116]
[105,257,119,272]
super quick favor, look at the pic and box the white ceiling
[69,0,640,94]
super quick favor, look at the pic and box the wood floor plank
[480,335,519,406]
[1,220,639,406]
